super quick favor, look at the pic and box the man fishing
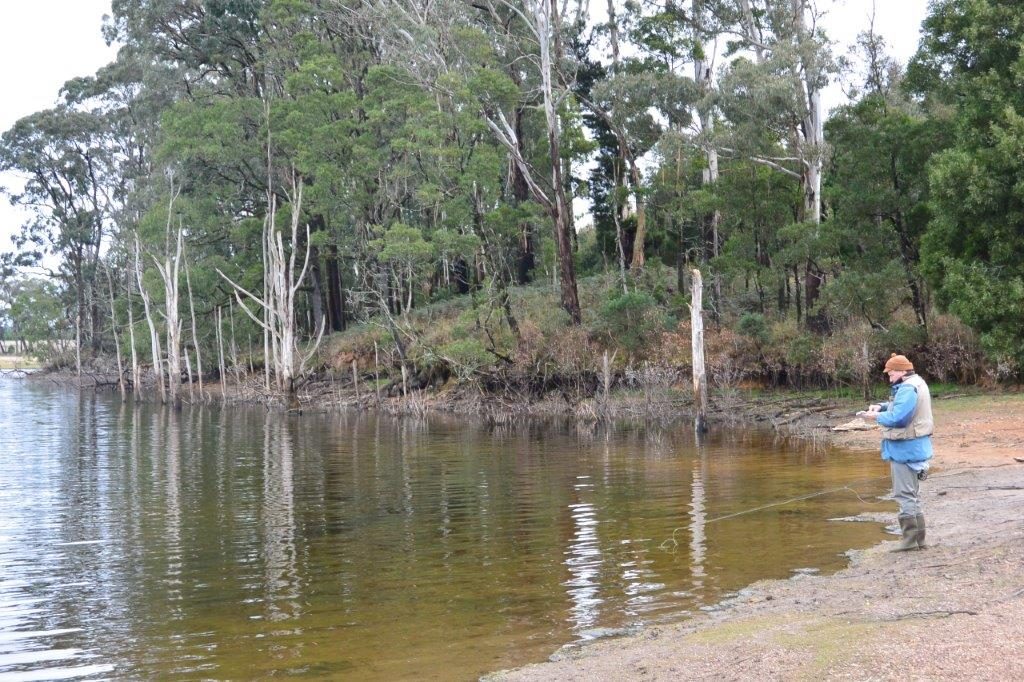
[857,353,933,551]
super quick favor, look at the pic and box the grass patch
[0,355,40,369]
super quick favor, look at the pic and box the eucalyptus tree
[219,176,325,399]
[148,182,187,407]
[713,0,835,323]
[715,0,831,221]
[99,0,276,395]
[0,104,120,372]
[110,0,344,394]
[370,0,585,323]
[0,277,67,355]
[583,1,660,273]
[104,0,268,98]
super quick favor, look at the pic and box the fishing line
[658,462,1022,552]
[659,474,892,551]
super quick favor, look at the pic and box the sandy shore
[486,394,1024,681]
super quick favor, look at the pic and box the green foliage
[437,338,491,380]
[873,321,928,357]
[593,290,665,359]
[433,229,481,262]
[372,223,434,265]
[3,0,1016,391]
[815,261,906,327]
[737,312,769,346]
[2,278,67,344]
[908,0,1024,370]
[824,90,949,327]
[775,323,820,376]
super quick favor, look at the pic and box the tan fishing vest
[880,374,934,440]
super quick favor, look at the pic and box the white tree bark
[135,239,165,402]
[694,0,722,299]
[152,221,184,408]
[802,87,823,225]
[733,0,825,225]
[216,306,227,403]
[103,263,126,402]
[126,268,140,399]
[218,174,325,398]
[691,269,708,433]
[791,0,824,225]
[184,257,204,402]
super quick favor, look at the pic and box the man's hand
[856,404,881,420]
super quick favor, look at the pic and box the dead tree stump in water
[691,269,709,434]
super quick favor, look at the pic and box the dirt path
[486,394,1024,681]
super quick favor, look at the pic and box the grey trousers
[891,461,922,517]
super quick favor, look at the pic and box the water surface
[0,379,889,680]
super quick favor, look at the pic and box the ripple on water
[0,379,891,680]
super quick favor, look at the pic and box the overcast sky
[0,0,930,263]
[0,0,117,264]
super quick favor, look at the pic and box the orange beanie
[883,353,914,372]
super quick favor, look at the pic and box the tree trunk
[326,245,345,331]
[540,0,581,324]
[512,106,536,284]
[308,243,326,336]
[103,264,126,402]
[216,307,227,403]
[691,269,708,434]
[628,161,648,270]
[793,265,802,325]
[612,164,629,294]
[126,269,140,399]
[218,174,323,401]
[184,258,204,402]
[804,261,827,331]
[135,240,165,402]
[693,0,722,304]
[153,220,184,409]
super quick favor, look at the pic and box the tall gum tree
[371,0,584,324]
[0,105,117,372]
[716,0,834,324]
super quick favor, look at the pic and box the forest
[1,0,1022,407]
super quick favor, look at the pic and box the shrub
[438,338,492,380]
[758,319,825,387]
[918,314,985,383]
[737,312,770,346]
[593,290,665,360]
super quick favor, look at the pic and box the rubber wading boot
[915,513,926,549]
[893,514,921,551]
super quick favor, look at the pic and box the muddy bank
[21,364,821,422]
[486,395,1024,681]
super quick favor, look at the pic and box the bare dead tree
[216,306,227,403]
[125,266,141,399]
[102,262,126,402]
[218,172,325,399]
[151,208,185,408]
[134,238,165,402]
[184,255,204,402]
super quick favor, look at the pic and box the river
[0,378,889,680]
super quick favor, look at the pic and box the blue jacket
[876,380,933,463]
